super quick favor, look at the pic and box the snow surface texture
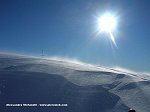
[0,53,150,112]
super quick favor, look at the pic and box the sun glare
[97,13,118,47]
[98,14,116,32]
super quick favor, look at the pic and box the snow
[0,53,150,112]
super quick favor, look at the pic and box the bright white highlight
[97,13,118,47]
[98,14,116,32]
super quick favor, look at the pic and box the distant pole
[41,49,44,57]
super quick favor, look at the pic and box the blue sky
[0,0,150,72]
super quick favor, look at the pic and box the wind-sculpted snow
[0,53,150,112]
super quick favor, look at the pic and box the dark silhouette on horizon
[128,109,136,112]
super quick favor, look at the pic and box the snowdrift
[0,53,150,112]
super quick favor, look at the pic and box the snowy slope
[0,53,150,112]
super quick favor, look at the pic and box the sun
[97,13,118,46]
[98,14,116,32]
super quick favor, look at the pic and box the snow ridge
[0,53,150,112]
